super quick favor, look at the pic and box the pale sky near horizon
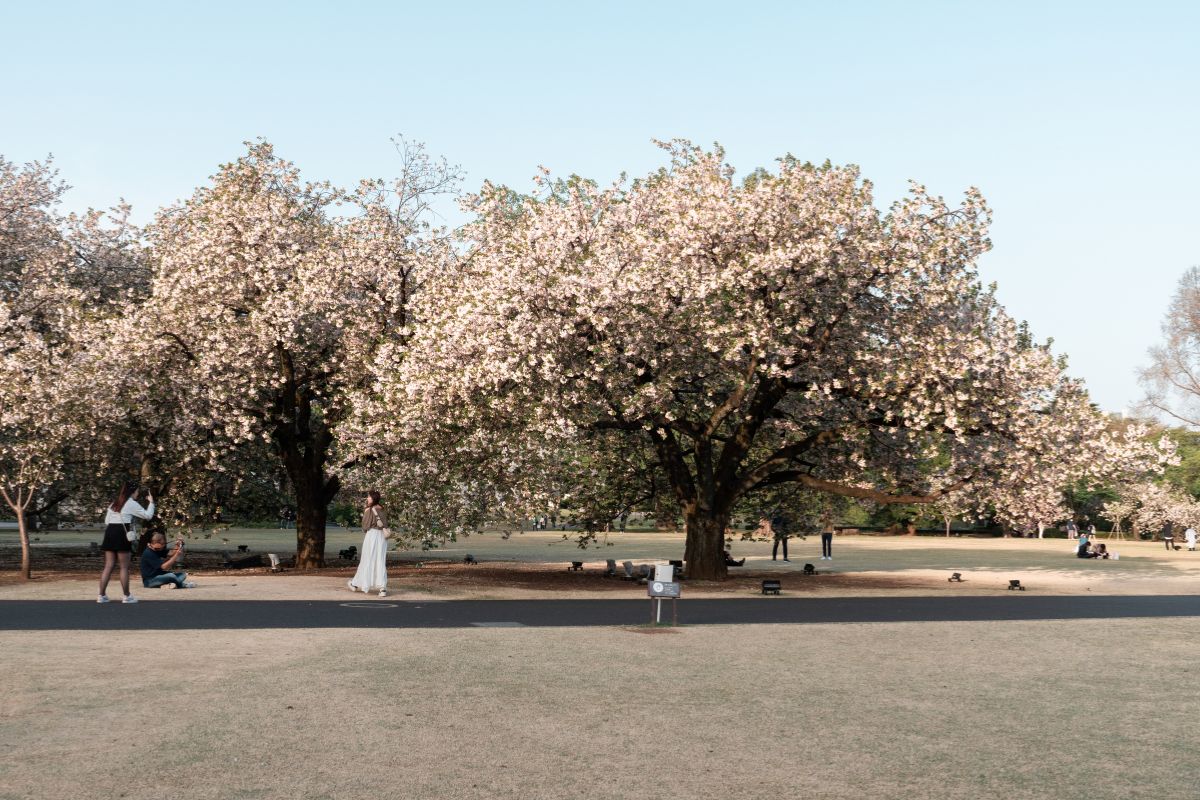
[3,0,1197,414]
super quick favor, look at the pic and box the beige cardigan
[362,505,389,533]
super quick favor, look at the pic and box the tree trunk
[684,507,730,581]
[287,462,338,569]
[294,486,329,569]
[16,504,31,581]
[1,485,33,580]
[134,456,170,553]
[944,516,951,537]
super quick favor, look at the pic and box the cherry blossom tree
[141,140,456,567]
[975,405,1173,536]
[379,142,1172,579]
[0,155,144,577]
[1102,480,1199,540]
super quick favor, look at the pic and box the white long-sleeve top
[103,499,156,526]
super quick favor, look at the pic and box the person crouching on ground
[97,481,155,604]
[140,533,195,590]
[348,491,392,597]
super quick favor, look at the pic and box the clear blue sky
[4,0,1197,413]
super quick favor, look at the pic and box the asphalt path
[3,595,1200,630]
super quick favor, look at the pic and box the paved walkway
[3,595,1200,630]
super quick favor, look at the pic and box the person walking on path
[348,491,392,597]
[771,512,791,563]
[1164,521,1176,551]
[820,515,835,560]
[98,481,155,604]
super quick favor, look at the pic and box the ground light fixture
[949,572,963,582]
[1008,579,1025,591]
[761,580,782,595]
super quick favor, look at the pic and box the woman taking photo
[98,481,155,604]
[348,491,391,597]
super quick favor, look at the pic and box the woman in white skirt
[348,491,391,597]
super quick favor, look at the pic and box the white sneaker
[97,595,109,604]
[782,559,790,563]
[164,583,177,590]
[347,580,356,592]
[378,589,387,597]
[183,581,196,588]
[122,595,138,604]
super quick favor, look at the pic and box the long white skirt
[349,528,388,592]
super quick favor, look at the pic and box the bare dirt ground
[3,530,1199,600]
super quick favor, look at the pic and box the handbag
[124,523,136,543]
[372,507,394,540]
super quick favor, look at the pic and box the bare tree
[1142,267,1200,427]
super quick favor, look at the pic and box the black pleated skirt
[100,523,133,552]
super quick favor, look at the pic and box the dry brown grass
[3,620,1199,800]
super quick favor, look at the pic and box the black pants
[772,537,788,560]
[1165,536,1175,551]
[821,532,833,557]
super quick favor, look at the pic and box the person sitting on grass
[724,548,746,567]
[1076,540,1097,559]
[1094,542,1110,559]
[140,533,196,589]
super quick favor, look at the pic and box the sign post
[648,564,681,625]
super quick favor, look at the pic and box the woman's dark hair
[366,490,382,507]
[111,481,138,512]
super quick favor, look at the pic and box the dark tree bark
[135,454,171,553]
[683,507,731,581]
[271,353,341,568]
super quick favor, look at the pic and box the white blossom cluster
[353,142,1171,576]
[0,141,1176,576]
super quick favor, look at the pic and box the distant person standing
[1164,521,1176,551]
[820,515,835,561]
[97,481,155,604]
[1065,520,1078,540]
[1186,526,1198,552]
[348,491,392,597]
[771,512,791,563]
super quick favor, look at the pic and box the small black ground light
[1008,579,1025,591]
[949,572,963,582]
[761,580,782,595]
[802,563,817,575]
[463,554,478,565]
